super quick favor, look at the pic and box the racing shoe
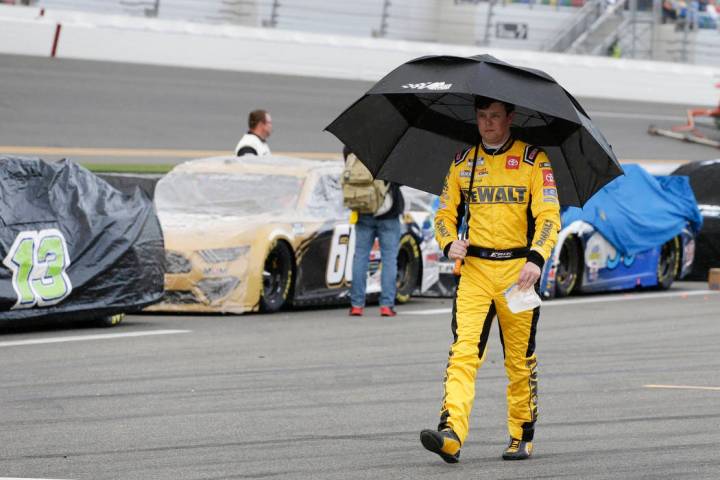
[502,437,533,460]
[420,428,461,463]
[379,306,397,317]
[349,306,364,316]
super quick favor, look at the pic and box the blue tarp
[561,164,703,255]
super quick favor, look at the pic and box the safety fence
[12,0,587,45]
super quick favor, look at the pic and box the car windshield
[155,172,304,215]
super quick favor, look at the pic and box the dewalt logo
[466,185,527,204]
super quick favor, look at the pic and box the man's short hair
[248,109,268,129]
[474,96,515,114]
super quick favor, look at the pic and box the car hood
[159,211,295,249]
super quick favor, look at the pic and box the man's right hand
[448,239,470,260]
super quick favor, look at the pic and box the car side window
[306,173,346,218]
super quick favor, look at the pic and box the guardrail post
[376,0,390,38]
[51,23,61,58]
[269,0,279,28]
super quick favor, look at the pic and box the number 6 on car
[326,224,356,287]
[2,229,72,309]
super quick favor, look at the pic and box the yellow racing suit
[434,137,561,444]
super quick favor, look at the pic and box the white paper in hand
[504,283,542,313]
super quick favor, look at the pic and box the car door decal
[326,224,355,287]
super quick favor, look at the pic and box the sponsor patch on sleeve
[454,147,472,165]
[543,188,557,197]
[540,161,552,168]
[523,146,541,166]
[542,169,556,186]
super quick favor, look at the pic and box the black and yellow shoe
[420,429,461,463]
[502,437,533,460]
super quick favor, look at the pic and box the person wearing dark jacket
[345,147,405,317]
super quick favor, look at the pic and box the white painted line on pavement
[645,384,720,392]
[589,111,686,122]
[539,289,718,306]
[404,289,719,315]
[404,308,455,316]
[0,330,191,348]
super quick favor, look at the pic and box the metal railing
[544,0,606,51]
[24,0,588,37]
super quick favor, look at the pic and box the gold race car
[147,155,429,314]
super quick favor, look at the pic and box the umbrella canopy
[325,54,623,207]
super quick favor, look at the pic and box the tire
[96,313,125,328]
[395,234,421,304]
[555,237,582,298]
[260,241,294,313]
[656,236,680,290]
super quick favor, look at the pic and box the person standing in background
[235,109,272,156]
[342,147,405,318]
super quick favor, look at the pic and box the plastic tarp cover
[672,159,720,278]
[0,157,166,321]
[156,171,305,215]
[561,164,702,255]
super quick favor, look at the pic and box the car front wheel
[395,234,421,304]
[261,241,294,312]
[657,236,680,290]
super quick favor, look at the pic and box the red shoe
[349,306,364,316]
[380,306,397,317]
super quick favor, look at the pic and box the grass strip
[81,163,174,174]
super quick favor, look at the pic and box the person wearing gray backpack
[341,147,404,317]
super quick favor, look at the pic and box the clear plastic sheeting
[156,171,304,215]
[305,173,346,219]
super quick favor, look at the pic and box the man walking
[421,96,561,462]
[235,109,273,156]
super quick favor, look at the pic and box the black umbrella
[325,54,623,207]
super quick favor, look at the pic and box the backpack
[341,153,390,214]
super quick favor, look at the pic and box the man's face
[476,102,513,145]
[259,113,273,139]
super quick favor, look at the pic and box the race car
[539,220,696,298]
[671,159,720,280]
[148,155,432,314]
[539,164,701,297]
[0,157,165,326]
[413,164,702,299]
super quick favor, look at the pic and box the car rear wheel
[657,236,680,290]
[96,313,125,328]
[395,234,421,304]
[261,241,294,312]
[555,237,581,298]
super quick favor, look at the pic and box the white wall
[2,4,719,106]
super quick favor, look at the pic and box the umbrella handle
[453,258,462,276]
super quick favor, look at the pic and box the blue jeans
[350,214,401,308]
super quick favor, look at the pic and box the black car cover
[0,157,165,321]
[673,160,720,280]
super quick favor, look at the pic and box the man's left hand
[517,262,541,291]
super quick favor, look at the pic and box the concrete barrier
[2,4,719,106]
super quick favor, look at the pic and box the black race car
[672,159,720,280]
